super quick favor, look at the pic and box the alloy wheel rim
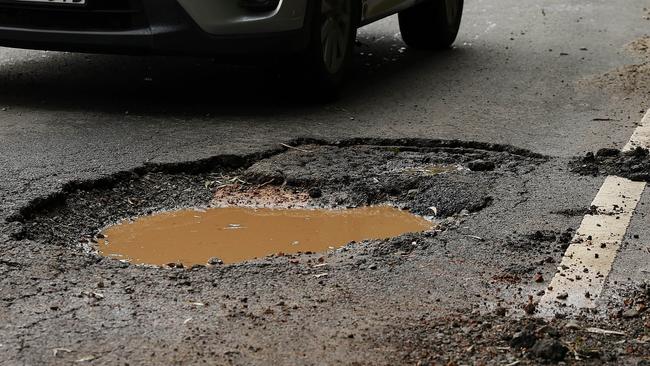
[320,0,352,74]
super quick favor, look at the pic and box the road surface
[0,0,648,364]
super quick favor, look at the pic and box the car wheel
[398,0,464,50]
[303,0,358,95]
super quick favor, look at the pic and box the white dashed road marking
[538,109,650,315]
[624,109,650,151]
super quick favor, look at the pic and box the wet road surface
[1,0,649,364]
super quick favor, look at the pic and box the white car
[0,0,463,88]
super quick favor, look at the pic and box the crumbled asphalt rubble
[505,229,575,254]
[571,147,650,181]
[243,143,506,216]
[376,283,649,365]
[7,138,649,365]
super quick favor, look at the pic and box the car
[0,0,463,89]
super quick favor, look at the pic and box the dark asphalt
[1,0,649,364]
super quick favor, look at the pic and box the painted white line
[538,177,645,313]
[538,109,650,315]
[624,109,650,151]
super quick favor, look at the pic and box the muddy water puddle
[97,206,431,266]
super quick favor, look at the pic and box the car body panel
[362,0,417,24]
[0,0,427,55]
[175,0,308,35]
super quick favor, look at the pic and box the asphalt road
[1,0,649,364]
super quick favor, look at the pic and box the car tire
[398,0,464,50]
[302,0,359,96]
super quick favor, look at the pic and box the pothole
[8,139,545,268]
[98,206,432,266]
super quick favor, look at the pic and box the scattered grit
[4,139,648,365]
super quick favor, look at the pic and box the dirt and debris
[375,283,648,365]
[627,37,650,57]
[581,36,650,97]
[212,185,312,209]
[3,139,647,365]
[506,228,575,253]
[570,147,650,181]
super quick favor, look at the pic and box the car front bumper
[0,0,310,55]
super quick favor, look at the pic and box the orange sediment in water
[97,206,431,266]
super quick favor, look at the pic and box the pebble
[596,148,620,157]
[208,257,224,265]
[564,320,580,330]
[510,329,537,349]
[494,307,507,316]
[530,338,568,361]
[622,308,640,319]
[308,187,322,198]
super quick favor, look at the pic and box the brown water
[97,206,431,266]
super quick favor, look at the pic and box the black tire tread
[399,0,464,50]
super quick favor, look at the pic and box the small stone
[510,329,537,349]
[308,187,322,198]
[583,152,595,162]
[596,148,620,157]
[534,273,544,283]
[538,325,560,338]
[530,338,568,361]
[557,292,569,300]
[565,320,580,330]
[494,307,507,316]
[207,257,224,266]
[622,308,640,319]
[368,264,377,270]
[524,301,537,315]
[467,160,496,172]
